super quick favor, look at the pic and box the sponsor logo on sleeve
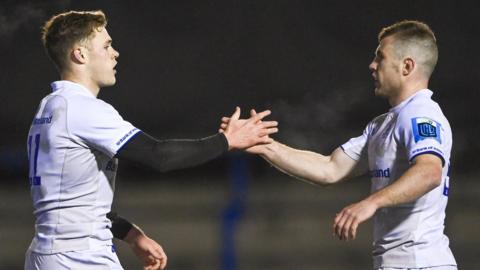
[411,117,441,144]
[116,128,139,146]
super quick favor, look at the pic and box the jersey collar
[389,89,433,113]
[51,80,97,98]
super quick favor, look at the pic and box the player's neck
[61,72,100,97]
[388,80,428,107]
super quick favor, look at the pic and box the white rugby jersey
[26,80,140,254]
[341,89,456,268]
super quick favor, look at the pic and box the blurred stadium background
[1,1,479,269]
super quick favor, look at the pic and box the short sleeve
[396,108,446,166]
[341,123,370,161]
[68,98,141,158]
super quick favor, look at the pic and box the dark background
[0,1,479,269]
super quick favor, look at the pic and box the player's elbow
[153,160,176,173]
[426,165,442,189]
[313,170,342,186]
[431,169,442,187]
[414,154,443,189]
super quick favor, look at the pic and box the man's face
[368,35,402,98]
[85,27,119,88]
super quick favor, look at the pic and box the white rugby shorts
[25,245,123,270]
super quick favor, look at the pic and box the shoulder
[63,93,119,119]
[59,93,125,133]
[397,95,447,127]
[395,93,451,141]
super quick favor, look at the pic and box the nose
[113,48,119,59]
[369,60,376,72]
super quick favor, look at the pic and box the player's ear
[402,57,415,76]
[71,45,88,64]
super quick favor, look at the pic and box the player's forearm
[117,131,228,172]
[366,160,442,208]
[260,141,337,185]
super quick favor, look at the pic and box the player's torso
[366,94,455,267]
[27,90,116,253]
[367,112,408,191]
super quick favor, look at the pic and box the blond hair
[42,10,107,71]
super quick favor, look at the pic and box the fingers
[222,120,275,131]
[333,208,359,241]
[146,243,167,270]
[220,107,278,150]
[144,256,161,270]
[342,214,357,241]
[333,212,345,239]
[247,109,271,124]
[153,247,167,269]
[221,116,230,123]
[150,246,165,260]
[350,222,358,240]
[257,128,279,137]
[144,256,166,270]
[260,136,274,144]
[260,120,278,129]
[160,250,168,270]
[229,106,241,121]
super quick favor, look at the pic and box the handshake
[218,107,278,154]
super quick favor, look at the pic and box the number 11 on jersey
[28,134,42,186]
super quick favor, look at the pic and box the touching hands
[125,226,167,270]
[332,199,378,241]
[220,107,278,151]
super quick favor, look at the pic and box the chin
[374,87,386,97]
[99,79,116,88]
[108,75,117,85]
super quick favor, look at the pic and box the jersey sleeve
[68,98,141,158]
[341,123,371,161]
[395,107,446,166]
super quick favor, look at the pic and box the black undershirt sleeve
[115,131,229,172]
[107,212,133,240]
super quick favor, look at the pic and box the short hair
[378,20,438,78]
[41,10,107,72]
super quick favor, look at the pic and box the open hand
[221,107,278,150]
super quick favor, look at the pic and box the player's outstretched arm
[257,143,358,186]
[116,107,278,172]
[333,153,442,241]
[107,212,167,270]
[219,109,358,186]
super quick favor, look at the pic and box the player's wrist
[262,140,280,157]
[124,224,144,245]
[217,132,231,151]
[364,194,384,210]
[221,131,236,150]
